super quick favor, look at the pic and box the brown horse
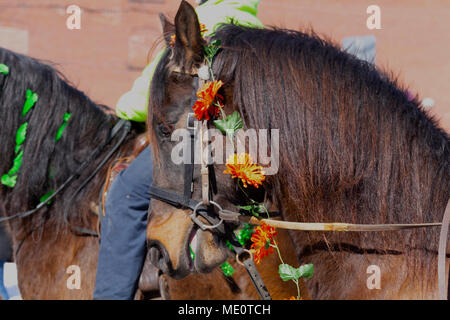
[0,46,299,299]
[146,1,449,299]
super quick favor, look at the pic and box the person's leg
[93,146,153,300]
[0,260,9,300]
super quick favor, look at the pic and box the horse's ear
[173,0,204,70]
[159,13,175,46]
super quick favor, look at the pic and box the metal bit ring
[236,248,253,266]
[190,201,224,231]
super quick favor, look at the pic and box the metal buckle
[190,201,223,231]
[186,112,196,131]
[218,209,241,222]
[235,248,253,266]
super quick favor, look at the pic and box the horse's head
[146,1,251,279]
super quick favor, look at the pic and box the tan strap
[247,216,441,232]
[248,199,449,300]
[200,120,210,205]
[438,199,450,300]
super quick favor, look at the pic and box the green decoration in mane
[0,64,72,205]
[22,89,38,117]
[1,88,38,188]
[39,190,55,204]
[55,112,72,142]
[0,63,9,75]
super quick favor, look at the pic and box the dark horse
[146,1,450,299]
[0,46,300,299]
[0,46,142,299]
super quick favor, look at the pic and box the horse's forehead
[159,75,198,121]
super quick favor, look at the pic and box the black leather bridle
[148,103,272,300]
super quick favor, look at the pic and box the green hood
[116,0,263,122]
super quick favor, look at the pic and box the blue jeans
[0,260,8,300]
[93,146,153,300]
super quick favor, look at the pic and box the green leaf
[297,263,314,279]
[225,240,234,251]
[236,203,265,218]
[0,63,9,75]
[279,264,299,282]
[236,223,255,246]
[213,111,243,137]
[204,39,221,60]
[278,263,314,282]
[220,261,235,277]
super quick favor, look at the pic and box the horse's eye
[171,72,192,83]
[159,123,174,137]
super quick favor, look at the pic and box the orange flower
[169,34,176,47]
[284,296,302,300]
[250,221,278,264]
[192,80,223,120]
[223,153,265,188]
[200,23,208,35]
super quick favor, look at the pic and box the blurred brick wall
[0,0,449,130]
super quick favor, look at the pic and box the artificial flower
[223,153,265,188]
[250,221,278,264]
[200,23,208,35]
[169,34,176,47]
[192,80,223,120]
[284,296,302,300]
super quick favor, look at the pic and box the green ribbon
[39,189,55,204]
[55,113,72,142]
[0,69,70,201]
[15,122,28,153]
[1,173,17,188]
[40,113,72,202]
[1,89,38,188]
[1,150,23,188]
[0,63,9,75]
[22,89,38,117]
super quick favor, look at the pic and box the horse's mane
[208,24,450,257]
[0,47,117,237]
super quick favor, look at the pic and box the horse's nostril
[149,246,160,264]
[149,246,170,274]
